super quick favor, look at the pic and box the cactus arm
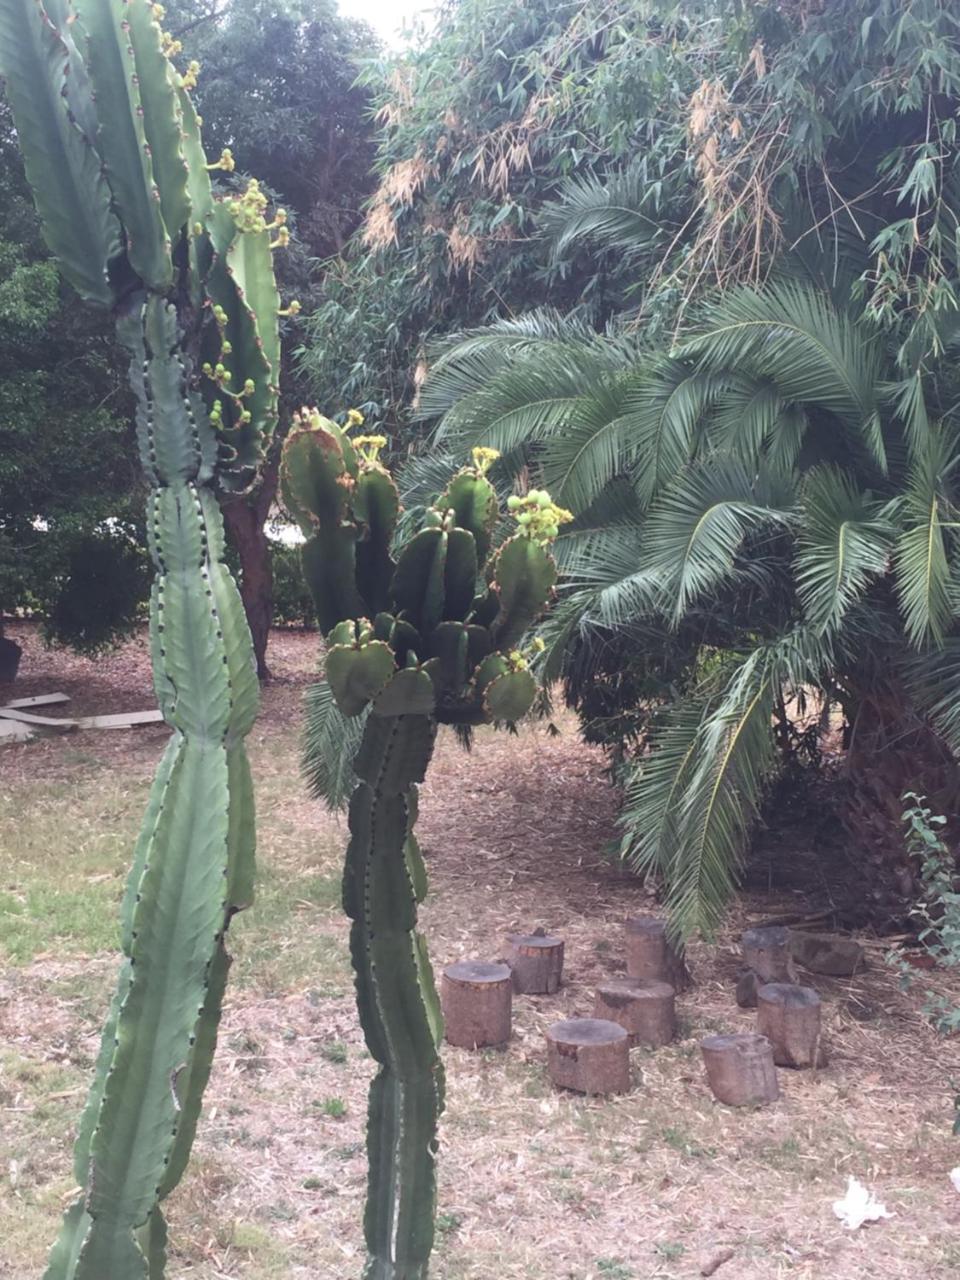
[443,528,478,620]
[439,470,498,565]
[346,709,443,1280]
[224,228,281,441]
[177,88,215,227]
[126,0,190,244]
[392,528,447,635]
[0,0,120,303]
[491,534,557,648]
[73,0,172,287]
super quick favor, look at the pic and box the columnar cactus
[281,416,567,1277]
[0,3,286,1275]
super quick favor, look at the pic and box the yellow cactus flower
[353,434,387,464]
[346,408,365,429]
[471,445,500,475]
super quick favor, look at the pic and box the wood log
[788,930,865,977]
[741,925,797,984]
[545,1018,630,1095]
[593,977,676,1048]
[625,915,691,990]
[701,1032,779,1106]
[756,983,826,1068]
[504,928,564,994]
[441,961,512,1049]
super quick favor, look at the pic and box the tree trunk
[840,674,959,919]
[220,460,278,681]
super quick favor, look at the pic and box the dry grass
[1,624,959,1279]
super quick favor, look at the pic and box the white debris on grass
[832,1176,893,1229]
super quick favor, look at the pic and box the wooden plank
[76,710,164,730]
[0,707,77,731]
[1,692,71,710]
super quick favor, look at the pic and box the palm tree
[418,279,960,937]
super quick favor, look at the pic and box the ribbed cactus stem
[44,298,259,1280]
[346,711,443,1279]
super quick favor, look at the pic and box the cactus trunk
[346,712,443,1278]
[283,421,567,1274]
[0,2,289,1271]
[45,296,259,1280]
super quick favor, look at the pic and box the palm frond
[619,694,711,900]
[708,375,784,464]
[539,165,662,260]
[894,427,956,648]
[668,652,778,938]
[795,465,893,634]
[906,638,960,756]
[420,309,633,427]
[303,678,367,811]
[630,359,725,505]
[621,630,829,939]
[676,281,887,472]
[429,341,632,466]
[638,457,794,624]
[539,370,649,511]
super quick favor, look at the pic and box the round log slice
[701,1032,779,1106]
[756,983,826,1068]
[441,961,512,1049]
[505,929,564,994]
[546,1018,630,1095]
[625,915,691,990]
[593,977,676,1048]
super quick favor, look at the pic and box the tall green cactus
[0,3,288,1274]
[282,417,567,1277]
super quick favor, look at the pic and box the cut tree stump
[756,983,826,1068]
[441,961,512,1049]
[594,977,676,1048]
[505,928,564,994]
[545,1018,630,1095]
[625,915,691,990]
[701,1033,779,1106]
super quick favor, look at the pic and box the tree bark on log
[505,928,564,994]
[756,983,826,1068]
[441,961,512,1049]
[220,458,279,681]
[546,1018,630,1095]
[701,1033,779,1106]
[594,977,676,1048]
[625,915,691,990]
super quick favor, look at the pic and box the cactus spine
[0,2,285,1274]
[282,419,566,1276]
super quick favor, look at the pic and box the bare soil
[1,622,959,1280]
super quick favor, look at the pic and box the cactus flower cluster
[281,414,561,1277]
